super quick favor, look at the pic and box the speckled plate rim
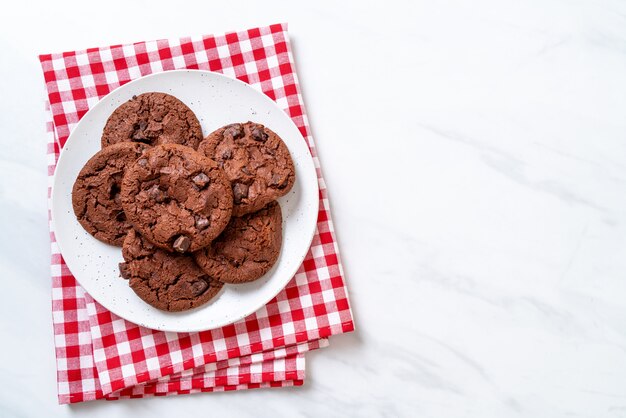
[51,70,319,332]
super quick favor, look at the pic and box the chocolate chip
[232,183,249,204]
[173,235,191,253]
[241,166,250,175]
[223,123,243,139]
[115,210,126,222]
[251,126,268,142]
[119,262,130,279]
[137,158,148,167]
[132,132,147,141]
[270,173,288,188]
[192,172,210,188]
[148,184,166,203]
[190,279,209,295]
[132,120,149,141]
[221,149,233,160]
[195,217,209,230]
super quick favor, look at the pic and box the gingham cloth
[40,23,354,404]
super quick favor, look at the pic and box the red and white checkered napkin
[40,23,354,404]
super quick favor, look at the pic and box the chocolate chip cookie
[72,142,150,246]
[101,92,203,149]
[119,229,222,311]
[121,144,233,253]
[197,122,295,216]
[194,201,283,284]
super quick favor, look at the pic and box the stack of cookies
[72,92,295,312]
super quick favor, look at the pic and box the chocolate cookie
[197,122,295,216]
[119,229,222,311]
[194,201,283,284]
[101,92,203,149]
[72,142,150,246]
[121,144,233,253]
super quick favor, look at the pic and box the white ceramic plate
[52,70,318,333]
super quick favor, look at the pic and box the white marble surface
[1,0,626,416]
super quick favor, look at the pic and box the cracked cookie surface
[101,92,203,149]
[72,142,150,246]
[120,229,223,311]
[197,122,295,216]
[194,201,282,283]
[121,144,233,253]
